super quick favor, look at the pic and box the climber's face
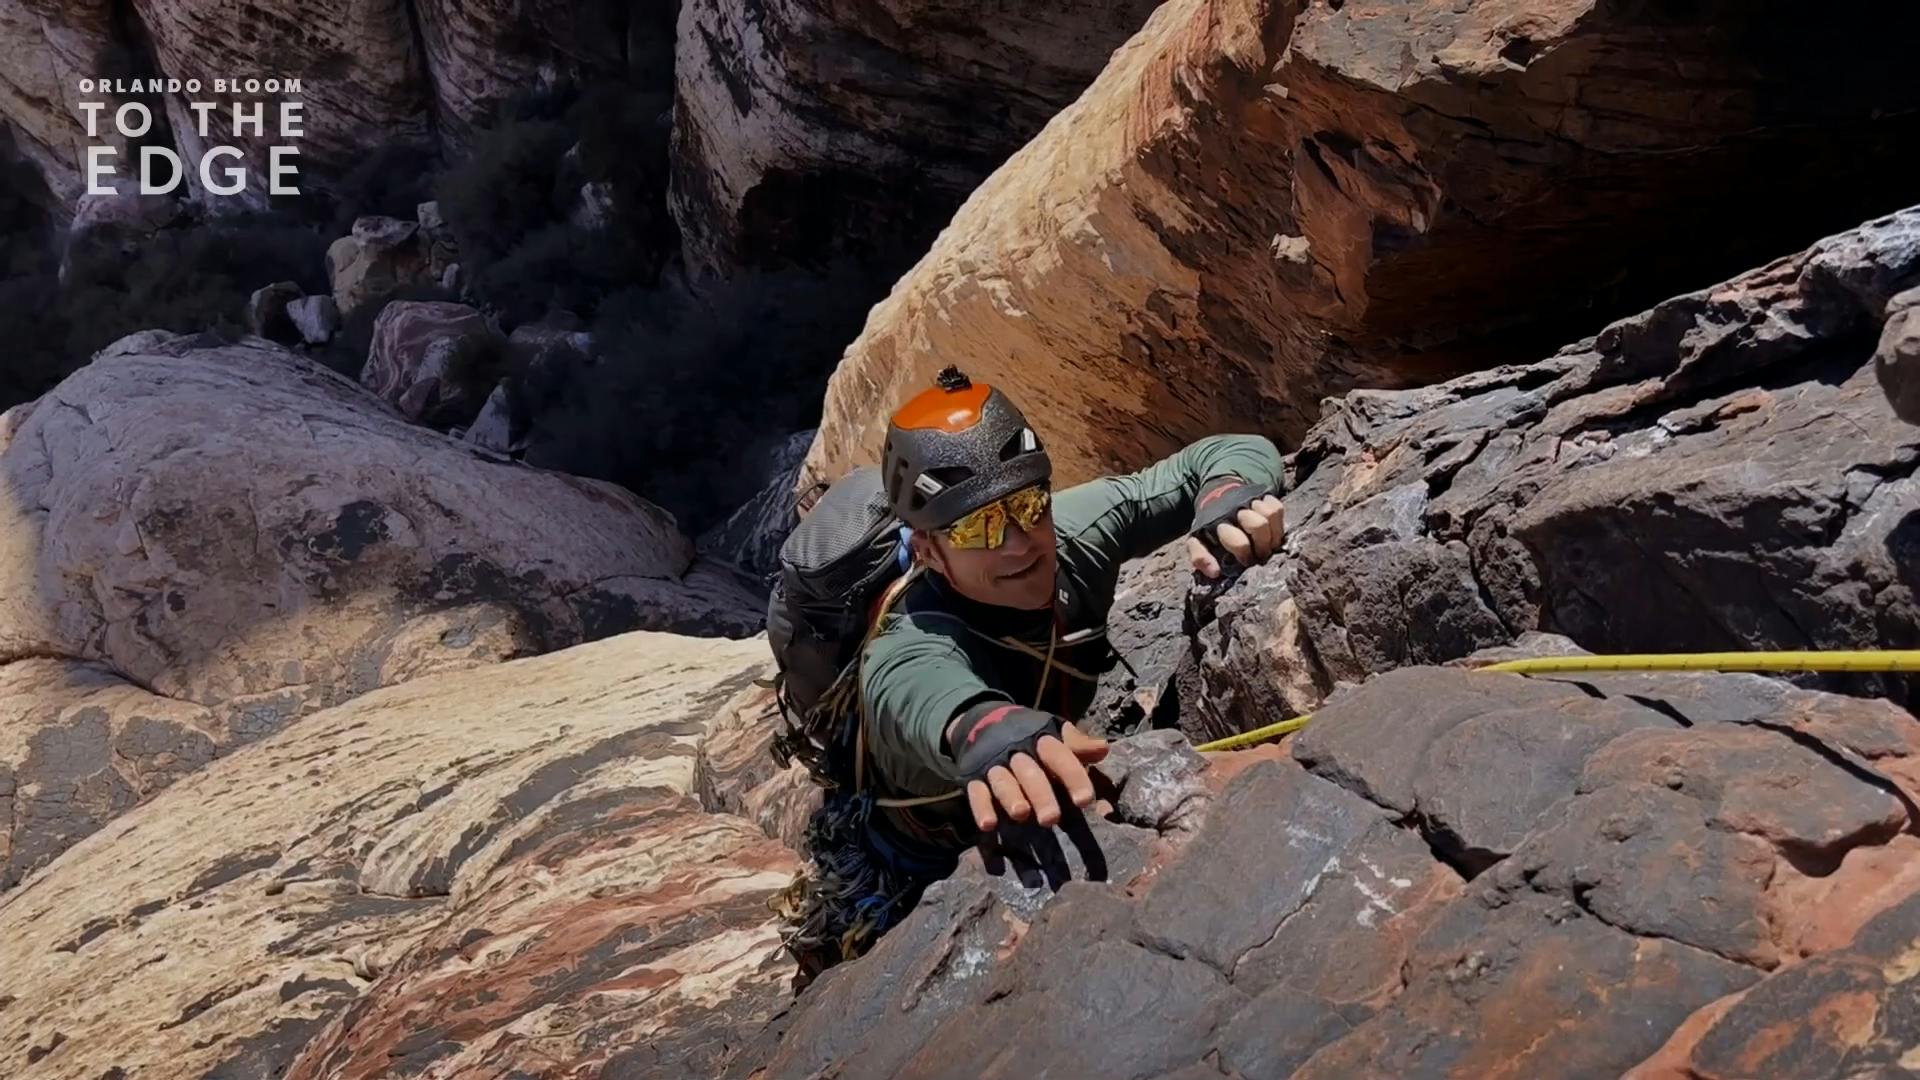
[912,495,1058,611]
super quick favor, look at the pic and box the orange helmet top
[891,380,992,433]
[882,366,1051,529]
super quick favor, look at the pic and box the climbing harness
[1191,649,1920,753]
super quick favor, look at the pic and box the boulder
[325,215,429,319]
[361,300,495,427]
[286,295,341,346]
[753,665,1920,1078]
[244,280,303,342]
[1184,208,1920,736]
[697,428,814,580]
[1876,287,1920,424]
[799,0,1920,492]
[670,0,1164,276]
[0,630,797,1080]
[0,332,763,745]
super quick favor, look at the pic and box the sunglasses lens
[1006,486,1049,528]
[944,487,1048,550]
[944,501,1000,549]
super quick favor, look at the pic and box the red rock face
[285,800,798,1079]
[753,661,1920,1079]
[802,0,1920,490]
[1628,871,1920,1080]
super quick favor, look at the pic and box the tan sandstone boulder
[800,0,1920,490]
[0,332,763,746]
[0,630,797,1080]
[325,215,431,320]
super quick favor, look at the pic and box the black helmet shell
[882,367,1052,530]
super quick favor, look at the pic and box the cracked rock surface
[0,659,220,890]
[752,665,1920,1079]
[1184,208,1920,741]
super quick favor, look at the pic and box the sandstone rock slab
[0,333,763,744]
[0,630,788,1080]
[0,658,218,889]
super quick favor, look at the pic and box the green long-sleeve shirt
[858,433,1285,854]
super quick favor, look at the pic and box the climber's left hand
[1188,493,1285,578]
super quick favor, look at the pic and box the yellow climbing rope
[1191,650,1920,753]
[1476,650,1920,675]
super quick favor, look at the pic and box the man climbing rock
[772,366,1285,977]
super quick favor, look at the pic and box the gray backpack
[765,467,908,785]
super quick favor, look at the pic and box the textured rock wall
[801,0,1920,491]
[1183,207,1920,741]
[0,630,795,1080]
[670,0,1162,275]
[0,659,218,890]
[0,0,637,208]
[755,664,1920,1079]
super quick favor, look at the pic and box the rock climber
[781,366,1286,975]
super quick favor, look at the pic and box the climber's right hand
[947,704,1108,832]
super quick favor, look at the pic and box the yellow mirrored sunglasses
[943,486,1051,550]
